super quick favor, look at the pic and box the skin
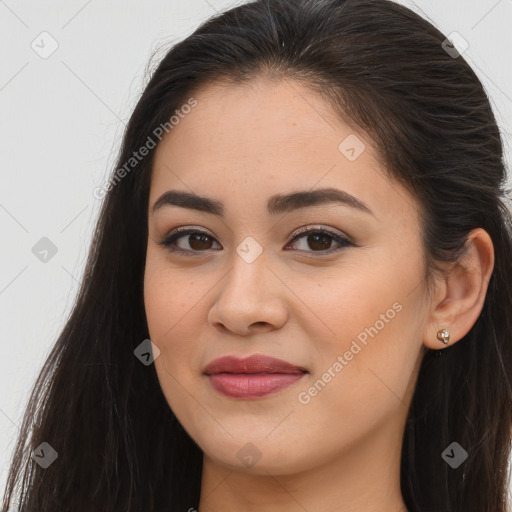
[143,76,494,512]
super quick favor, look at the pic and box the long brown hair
[3,1,511,510]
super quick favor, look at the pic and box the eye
[157,225,354,257]
[158,227,221,257]
[285,225,354,254]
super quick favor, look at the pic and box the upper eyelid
[164,224,349,238]
[291,224,349,239]
[164,225,349,243]
[162,225,352,248]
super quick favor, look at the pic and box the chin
[200,435,316,476]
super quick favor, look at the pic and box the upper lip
[203,354,308,375]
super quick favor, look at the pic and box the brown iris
[188,233,215,250]
[304,233,333,251]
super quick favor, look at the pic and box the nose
[208,252,289,336]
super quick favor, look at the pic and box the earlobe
[423,228,495,350]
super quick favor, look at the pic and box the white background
[1,0,511,499]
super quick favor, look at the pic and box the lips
[203,354,308,375]
[203,354,308,399]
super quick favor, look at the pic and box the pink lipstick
[203,354,307,399]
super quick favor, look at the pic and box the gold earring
[437,328,450,345]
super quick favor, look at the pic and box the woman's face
[144,77,429,476]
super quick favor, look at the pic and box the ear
[423,228,495,350]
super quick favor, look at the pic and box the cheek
[144,259,192,379]
[143,251,218,395]
[296,264,398,347]
[143,261,206,426]
[297,253,424,396]
[143,249,204,342]
[290,285,422,463]
[145,286,198,361]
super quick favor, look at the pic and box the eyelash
[157,225,354,257]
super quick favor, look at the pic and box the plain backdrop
[1,0,511,499]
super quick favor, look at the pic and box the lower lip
[207,372,306,399]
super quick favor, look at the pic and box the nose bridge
[223,238,271,303]
[208,238,288,333]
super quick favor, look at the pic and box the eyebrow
[152,187,374,217]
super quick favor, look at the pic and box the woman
[2,0,511,511]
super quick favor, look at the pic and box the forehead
[154,77,369,165]
[149,77,418,225]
